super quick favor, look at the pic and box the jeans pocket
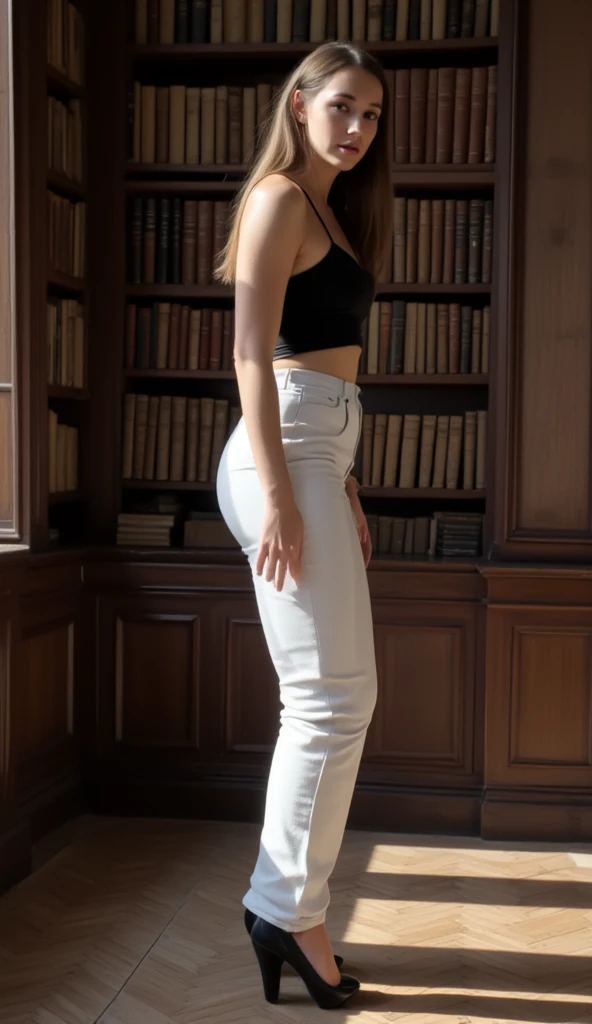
[277,386,303,428]
[295,386,349,437]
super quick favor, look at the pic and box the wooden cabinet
[0,552,85,893]
[482,567,592,839]
[85,556,485,834]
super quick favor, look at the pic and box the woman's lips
[338,144,359,153]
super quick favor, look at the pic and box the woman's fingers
[257,537,303,590]
[265,543,279,582]
[289,544,302,586]
[255,542,269,576]
[275,556,288,592]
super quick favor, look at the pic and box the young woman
[215,41,392,1010]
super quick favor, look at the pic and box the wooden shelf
[47,64,83,98]
[108,543,482,568]
[125,164,495,189]
[391,166,495,188]
[122,480,216,491]
[358,487,485,499]
[357,373,489,385]
[47,170,86,200]
[129,39,499,62]
[126,163,247,178]
[48,385,89,399]
[125,282,488,299]
[126,283,232,299]
[48,490,85,504]
[48,269,86,294]
[376,283,491,295]
[120,481,484,498]
[124,369,235,379]
[123,369,488,385]
[125,179,238,194]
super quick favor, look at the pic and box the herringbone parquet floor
[0,816,591,1023]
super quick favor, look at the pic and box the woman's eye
[332,103,347,111]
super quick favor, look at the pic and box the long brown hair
[214,42,393,285]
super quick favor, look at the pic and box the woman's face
[294,66,383,171]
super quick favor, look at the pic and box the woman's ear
[291,89,307,125]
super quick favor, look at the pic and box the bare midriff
[273,345,362,384]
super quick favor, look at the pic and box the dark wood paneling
[88,559,484,836]
[493,0,592,559]
[114,610,200,747]
[0,551,87,892]
[486,606,592,788]
[482,566,592,839]
[363,600,479,784]
[510,627,591,767]
[225,616,279,754]
[13,592,80,800]
[13,0,51,547]
[0,585,11,809]
[516,0,592,535]
[371,622,463,764]
[0,0,18,537]
[86,0,127,540]
[97,592,217,758]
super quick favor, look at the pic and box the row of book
[131,82,276,166]
[125,302,234,371]
[134,0,499,45]
[129,195,493,287]
[130,66,496,168]
[367,511,483,556]
[116,507,240,548]
[393,66,496,165]
[391,196,492,285]
[116,510,179,547]
[48,96,83,182]
[47,299,85,388]
[48,0,85,85]
[130,197,227,285]
[48,193,86,279]
[122,393,240,483]
[124,298,490,376]
[356,410,487,489]
[362,300,489,375]
[114,506,484,556]
[48,410,79,493]
[116,493,185,547]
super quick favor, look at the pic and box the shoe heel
[251,939,283,1003]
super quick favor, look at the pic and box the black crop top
[273,179,375,360]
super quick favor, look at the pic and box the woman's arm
[233,175,307,587]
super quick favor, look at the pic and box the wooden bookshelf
[122,370,488,385]
[130,38,499,62]
[47,62,83,98]
[125,163,496,188]
[46,0,88,537]
[112,0,498,561]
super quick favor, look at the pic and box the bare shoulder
[244,173,307,227]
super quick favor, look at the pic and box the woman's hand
[255,496,304,591]
[346,480,372,568]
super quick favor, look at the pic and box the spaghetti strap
[278,175,333,244]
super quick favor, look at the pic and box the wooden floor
[0,817,591,1023]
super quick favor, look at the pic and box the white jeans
[216,368,378,931]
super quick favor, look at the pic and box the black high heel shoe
[244,908,344,969]
[249,915,360,1010]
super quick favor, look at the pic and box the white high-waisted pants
[216,367,378,932]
